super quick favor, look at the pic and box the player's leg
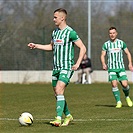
[61,100,73,126]
[118,70,133,107]
[58,70,74,126]
[50,70,74,126]
[55,83,73,126]
[50,80,66,127]
[109,72,122,108]
[111,80,122,108]
[120,80,133,107]
[63,100,70,116]
[50,70,63,126]
[120,80,129,96]
[55,81,66,118]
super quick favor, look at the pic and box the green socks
[122,85,129,97]
[56,95,65,118]
[63,100,70,116]
[112,87,121,102]
[56,95,70,119]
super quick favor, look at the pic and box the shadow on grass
[45,121,75,126]
[95,104,128,107]
[36,121,75,127]
[35,121,50,125]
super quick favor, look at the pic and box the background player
[101,27,133,108]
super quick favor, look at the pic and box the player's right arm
[101,50,107,70]
[27,41,53,51]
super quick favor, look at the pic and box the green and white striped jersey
[52,26,79,70]
[102,39,127,70]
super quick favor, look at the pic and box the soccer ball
[19,112,33,126]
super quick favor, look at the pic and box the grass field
[0,83,133,133]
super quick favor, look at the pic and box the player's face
[53,12,65,26]
[109,29,118,42]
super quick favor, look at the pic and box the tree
[0,0,133,70]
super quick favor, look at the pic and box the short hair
[109,27,117,31]
[54,8,67,15]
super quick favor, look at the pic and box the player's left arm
[124,48,133,71]
[72,39,86,71]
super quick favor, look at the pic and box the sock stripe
[57,95,65,101]
[112,87,118,92]
[122,85,129,90]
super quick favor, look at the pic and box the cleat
[50,117,61,127]
[61,114,73,126]
[126,97,133,107]
[116,102,122,108]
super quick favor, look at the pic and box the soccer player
[28,8,86,126]
[101,27,133,108]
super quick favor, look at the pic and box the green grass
[0,83,133,133]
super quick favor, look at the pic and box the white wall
[0,70,133,83]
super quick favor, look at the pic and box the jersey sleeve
[69,30,79,42]
[102,43,107,51]
[122,41,127,50]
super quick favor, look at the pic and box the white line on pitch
[0,118,133,122]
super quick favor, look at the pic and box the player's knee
[55,86,64,95]
[111,80,117,88]
[55,88,61,95]
[120,80,128,88]
[111,83,117,88]
[122,83,128,88]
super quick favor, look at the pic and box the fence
[0,70,133,84]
